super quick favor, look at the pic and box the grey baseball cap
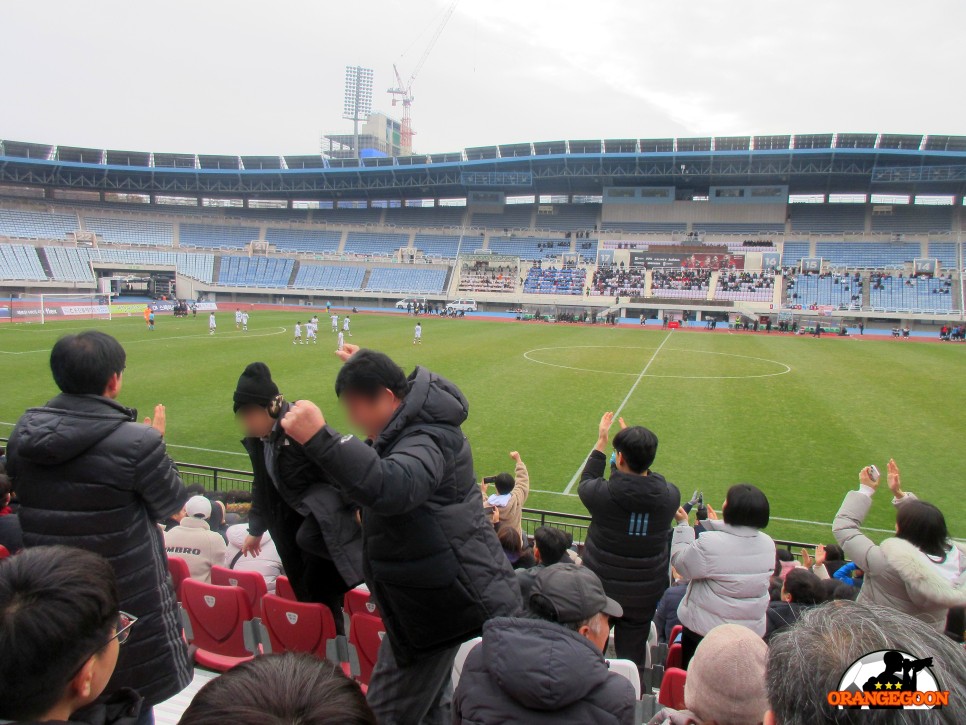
[531,563,623,623]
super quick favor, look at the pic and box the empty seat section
[412,234,462,258]
[814,242,920,268]
[788,205,865,233]
[523,266,586,295]
[927,242,958,268]
[44,247,95,282]
[292,264,366,291]
[470,206,534,230]
[343,232,410,256]
[0,243,47,280]
[265,228,342,253]
[785,273,862,308]
[0,209,77,239]
[871,206,953,233]
[180,224,259,249]
[781,242,810,266]
[217,256,294,287]
[600,221,685,233]
[534,204,600,232]
[869,275,955,312]
[692,222,785,234]
[383,207,467,228]
[83,216,174,246]
[364,268,446,294]
[487,237,564,261]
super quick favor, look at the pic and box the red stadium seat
[658,667,687,710]
[668,624,683,644]
[180,579,258,672]
[275,575,298,601]
[348,612,386,688]
[344,586,379,618]
[166,556,191,602]
[259,594,339,662]
[211,565,267,612]
[665,642,683,670]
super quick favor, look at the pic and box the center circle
[522,345,792,380]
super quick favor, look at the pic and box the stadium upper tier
[3,133,966,200]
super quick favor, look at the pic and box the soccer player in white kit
[235,309,242,330]
[331,314,339,333]
[343,315,352,337]
[294,321,303,345]
[306,318,317,344]
[337,330,345,351]
[208,312,216,335]
[241,311,249,331]
[414,322,422,345]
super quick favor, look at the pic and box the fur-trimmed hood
[879,537,966,608]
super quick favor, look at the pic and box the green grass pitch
[1,310,963,546]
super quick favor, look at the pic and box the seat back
[607,658,642,700]
[260,594,337,659]
[275,575,298,601]
[181,579,255,659]
[344,586,379,618]
[668,624,683,644]
[348,613,385,686]
[665,641,683,670]
[167,556,191,601]
[658,667,687,710]
[211,565,267,612]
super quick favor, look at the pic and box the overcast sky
[1,0,963,156]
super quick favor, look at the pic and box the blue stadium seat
[292,264,366,291]
[266,228,342,253]
[364,268,446,294]
[180,224,259,249]
[0,243,47,280]
[523,266,586,295]
[343,232,410,256]
[217,256,294,287]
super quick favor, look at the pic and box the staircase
[287,261,300,287]
[360,268,372,292]
[211,255,223,284]
[35,247,54,279]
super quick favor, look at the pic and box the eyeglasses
[66,611,138,682]
[112,611,138,646]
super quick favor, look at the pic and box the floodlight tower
[343,65,374,160]
[388,1,458,156]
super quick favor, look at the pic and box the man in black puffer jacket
[578,412,680,668]
[280,346,521,725]
[233,362,364,629]
[5,331,192,718]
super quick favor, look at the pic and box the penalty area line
[561,331,673,495]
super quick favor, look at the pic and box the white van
[396,297,428,310]
[446,298,478,312]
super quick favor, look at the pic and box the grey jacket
[670,519,775,637]
[833,490,966,631]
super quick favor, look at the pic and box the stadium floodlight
[343,65,374,160]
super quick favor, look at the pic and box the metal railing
[0,443,819,555]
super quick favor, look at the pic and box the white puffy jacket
[224,523,284,594]
[671,519,776,637]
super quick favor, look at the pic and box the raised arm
[132,423,187,521]
[509,451,530,506]
[832,466,890,574]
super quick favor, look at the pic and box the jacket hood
[479,617,611,711]
[11,394,137,466]
[607,470,673,510]
[880,537,966,607]
[377,366,468,448]
[226,523,269,548]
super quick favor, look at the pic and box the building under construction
[322,111,403,159]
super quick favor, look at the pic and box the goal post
[22,293,114,325]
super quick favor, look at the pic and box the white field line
[561,331,673,495]
[0,326,288,354]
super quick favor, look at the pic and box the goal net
[1,293,113,325]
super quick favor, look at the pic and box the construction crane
[388,1,458,156]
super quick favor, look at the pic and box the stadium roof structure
[2,133,966,202]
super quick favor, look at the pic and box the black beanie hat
[233,362,279,413]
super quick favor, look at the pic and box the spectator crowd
[0,331,964,725]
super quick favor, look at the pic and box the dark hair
[0,463,10,502]
[497,525,523,556]
[533,526,572,566]
[493,473,514,496]
[184,484,207,497]
[768,576,784,602]
[722,483,770,529]
[823,544,844,562]
[178,653,375,725]
[783,568,823,605]
[49,331,126,395]
[612,426,658,474]
[334,350,408,401]
[896,500,950,558]
[776,549,794,562]
[0,546,119,721]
